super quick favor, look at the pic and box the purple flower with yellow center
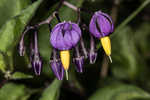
[89,11,114,62]
[50,21,81,79]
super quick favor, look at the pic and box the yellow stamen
[109,55,112,63]
[65,70,69,80]
[100,36,112,63]
[60,50,70,70]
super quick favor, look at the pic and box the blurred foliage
[39,79,62,100]
[0,0,150,100]
[0,83,31,100]
[89,83,150,100]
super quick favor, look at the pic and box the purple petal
[71,23,81,35]
[63,22,71,30]
[70,30,81,47]
[89,14,102,38]
[89,11,114,38]
[97,13,112,36]
[100,12,114,33]
[63,30,73,48]
[50,22,82,50]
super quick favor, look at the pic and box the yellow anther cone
[60,50,70,80]
[100,36,112,63]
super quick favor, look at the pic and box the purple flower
[50,21,81,50]
[50,49,64,80]
[89,11,114,38]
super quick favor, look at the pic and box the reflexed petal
[63,22,71,30]
[89,11,114,38]
[97,15,112,36]
[50,22,82,50]
[89,14,101,38]
[64,30,73,48]
[70,30,81,47]
[72,23,82,35]
[50,24,62,48]
[101,12,114,33]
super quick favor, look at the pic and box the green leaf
[0,0,42,52]
[39,79,62,100]
[89,83,150,100]
[0,83,30,100]
[0,53,6,73]
[111,27,141,80]
[134,22,150,54]
[0,0,31,27]
[10,72,33,80]
[0,0,42,72]
[113,0,150,37]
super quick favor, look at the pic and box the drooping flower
[50,21,82,79]
[31,29,42,75]
[50,49,64,80]
[73,45,84,73]
[89,11,114,62]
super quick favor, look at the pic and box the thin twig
[63,1,78,11]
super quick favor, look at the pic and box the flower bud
[50,49,64,80]
[31,29,42,75]
[32,53,42,75]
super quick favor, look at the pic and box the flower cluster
[19,27,42,76]
[18,10,114,80]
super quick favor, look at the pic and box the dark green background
[0,0,150,100]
